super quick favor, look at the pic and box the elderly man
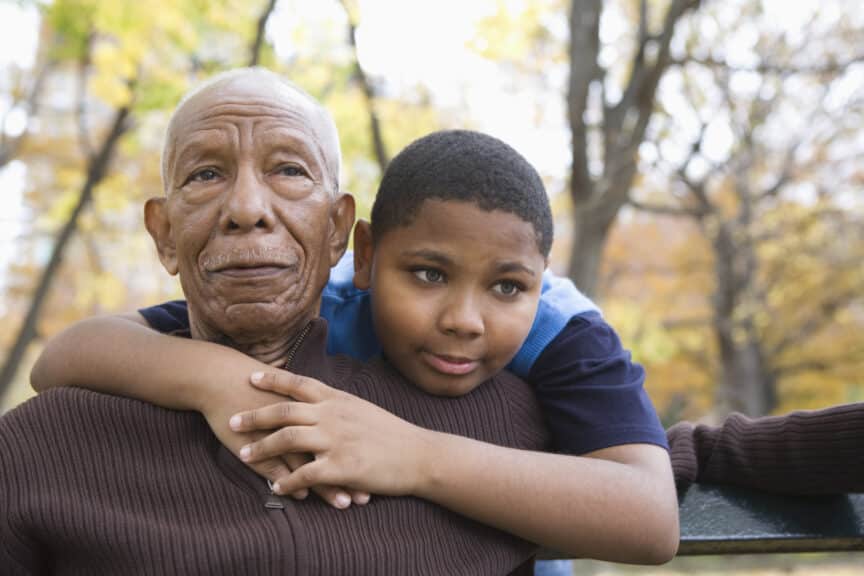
[0,71,547,575]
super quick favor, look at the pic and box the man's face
[146,78,353,346]
[354,200,546,396]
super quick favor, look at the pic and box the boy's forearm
[412,432,679,564]
[31,314,263,411]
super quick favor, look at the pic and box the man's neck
[188,313,314,367]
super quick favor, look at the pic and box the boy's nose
[437,293,485,338]
[221,165,275,232]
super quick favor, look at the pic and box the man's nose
[437,291,485,338]
[220,166,275,232]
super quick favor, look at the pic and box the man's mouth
[213,265,291,278]
[421,351,480,376]
[202,248,298,277]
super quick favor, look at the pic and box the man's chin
[222,300,303,327]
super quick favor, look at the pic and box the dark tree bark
[566,0,701,297]
[338,0,389,173]
[249,0,278,67]
[0,105,133,401]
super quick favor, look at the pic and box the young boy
[32,129,678,563]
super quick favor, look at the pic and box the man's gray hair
[160,67,342,197]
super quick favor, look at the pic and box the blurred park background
[1,0,863,573]
[1,0,863,435]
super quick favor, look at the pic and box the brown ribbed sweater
[0,321,546,575]
[668,402,864,494]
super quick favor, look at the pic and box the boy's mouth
[421,351,479,376]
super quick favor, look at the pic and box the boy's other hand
[200,372,365,509]
[232,371,428,498]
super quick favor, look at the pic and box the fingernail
[250,372,263,384]
[239,445,251,461]
[335,494,351,509]
[292,489,308,500]
[229,415,242,430]
[354,493,371,505]
[271,482,281,494]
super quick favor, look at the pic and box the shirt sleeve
[528,311,668,455]
[138,300,190,335]
[508,270,599,377]
[668,404,864,493]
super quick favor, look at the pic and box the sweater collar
[281,317,331,381]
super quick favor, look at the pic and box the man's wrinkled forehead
[162,74,339,191]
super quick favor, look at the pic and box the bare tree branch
[672,53,864,77]
[768,287,864,358]
[249,0,278,67]
[338,0,388,173]
[773,348,864,378]
[0,88,135,399]
[0,56,53,169]
[627,197,703,217]
[76,32,95,161]
[568,0,602,204]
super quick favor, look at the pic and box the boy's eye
[492,280,522,297]
[413,268,445,284]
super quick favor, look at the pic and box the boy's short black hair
[370,130,553,257]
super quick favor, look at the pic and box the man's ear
[352,219,374,290]
[328,193,356,266]
[144,197,179,276]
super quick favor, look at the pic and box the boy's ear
[352,219,374,290]
[144,197,179,276]
[328,193,356,266]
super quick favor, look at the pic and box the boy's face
[354,200,546,396]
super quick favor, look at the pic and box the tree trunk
[0,106,131,402]
[567,204,616,298]
[715,327,775,416]
[565,0,700,297]
[711,220,775,416]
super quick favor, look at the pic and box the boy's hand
[231,371,429,497]
[200,374,367,509]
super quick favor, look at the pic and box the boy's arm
[668,403,864,494]
[30,314,365,507]
[234,372,679,564]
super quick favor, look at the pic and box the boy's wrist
[411,428,455,498]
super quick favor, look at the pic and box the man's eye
[277,164,307,177]
[188,168,220,183]
[492,280,522,297]
[413,268,445,284]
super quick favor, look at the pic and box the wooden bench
[541,484,864,558]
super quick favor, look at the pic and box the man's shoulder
[2,388,188,437]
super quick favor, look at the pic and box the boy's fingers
[283,451,312,471]
[311,485,354,510]
[229,402,317,432]
[239,426,324,462]
[271,460,330,498]
[277,453,358,507]
[248,457,293,487]
[351,490,372,505]
[250,371,329,403]
[281,453,311,499]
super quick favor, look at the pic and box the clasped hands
[221,371,430,510]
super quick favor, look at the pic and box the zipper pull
[264,479,285,510]
[265,494,286,510]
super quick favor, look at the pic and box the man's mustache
[201,247,299,271]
